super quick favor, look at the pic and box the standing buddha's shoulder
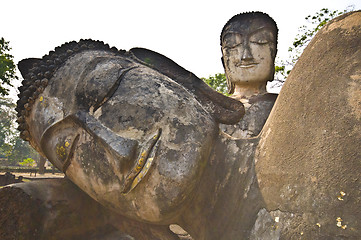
[220,93,277,138]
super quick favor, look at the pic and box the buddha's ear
[18,58,42,77]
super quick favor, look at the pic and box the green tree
[0,96,16,163]
[19,157,36,168]
[201,73,229,95]
[275,6,354,83]
[0,96,16,146]
[0,37,18,96]
[0,39,40,166]
[8,138,39,166]
[0,96,38,166]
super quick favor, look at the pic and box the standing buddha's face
[221,17,277,85]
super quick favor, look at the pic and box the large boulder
[255,11,361,238]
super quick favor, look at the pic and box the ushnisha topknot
[220,11,279,46]
[16,39,126,141]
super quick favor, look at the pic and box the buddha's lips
[237,62,258,68]
[121,129,162,194]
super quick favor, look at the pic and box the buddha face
[27,50,217,223]
[221,16,277,85]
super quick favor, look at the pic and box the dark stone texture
[0,172,23,186]
[2,11,359,240]
[0,179,180,240]
[254,11,361,238]
[220,93,277,138]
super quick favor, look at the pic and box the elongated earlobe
[226,76,235,95]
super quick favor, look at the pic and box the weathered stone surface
[179,11,361,240]
[255,11,361,238]
[178,136,261,240]
[2,11,359,240]
[0,172,23,186]
[0,179,117,240]
[27,49,220,223]
[220,12,278,97]
[0,179,182,240]
[219,12,278,139]
[11,38,243,239]
[220,93,277,138]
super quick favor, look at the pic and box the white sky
[2,0,360,95]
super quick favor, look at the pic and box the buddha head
[221,12,278,96]
[16,40,243,223]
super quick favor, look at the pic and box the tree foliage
[19,157,36,168]
[0,96,17,162]
[0,37,18,96]
[201,73,229,95]
[0,96,16,147]
[274,6,354,83]
[0,39,40,166]
[0,96,38,165]
[7,138,39,166]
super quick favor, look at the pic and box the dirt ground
[0,171,64,179]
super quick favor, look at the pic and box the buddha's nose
[73,111,138,174]
[241,43,253,61]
